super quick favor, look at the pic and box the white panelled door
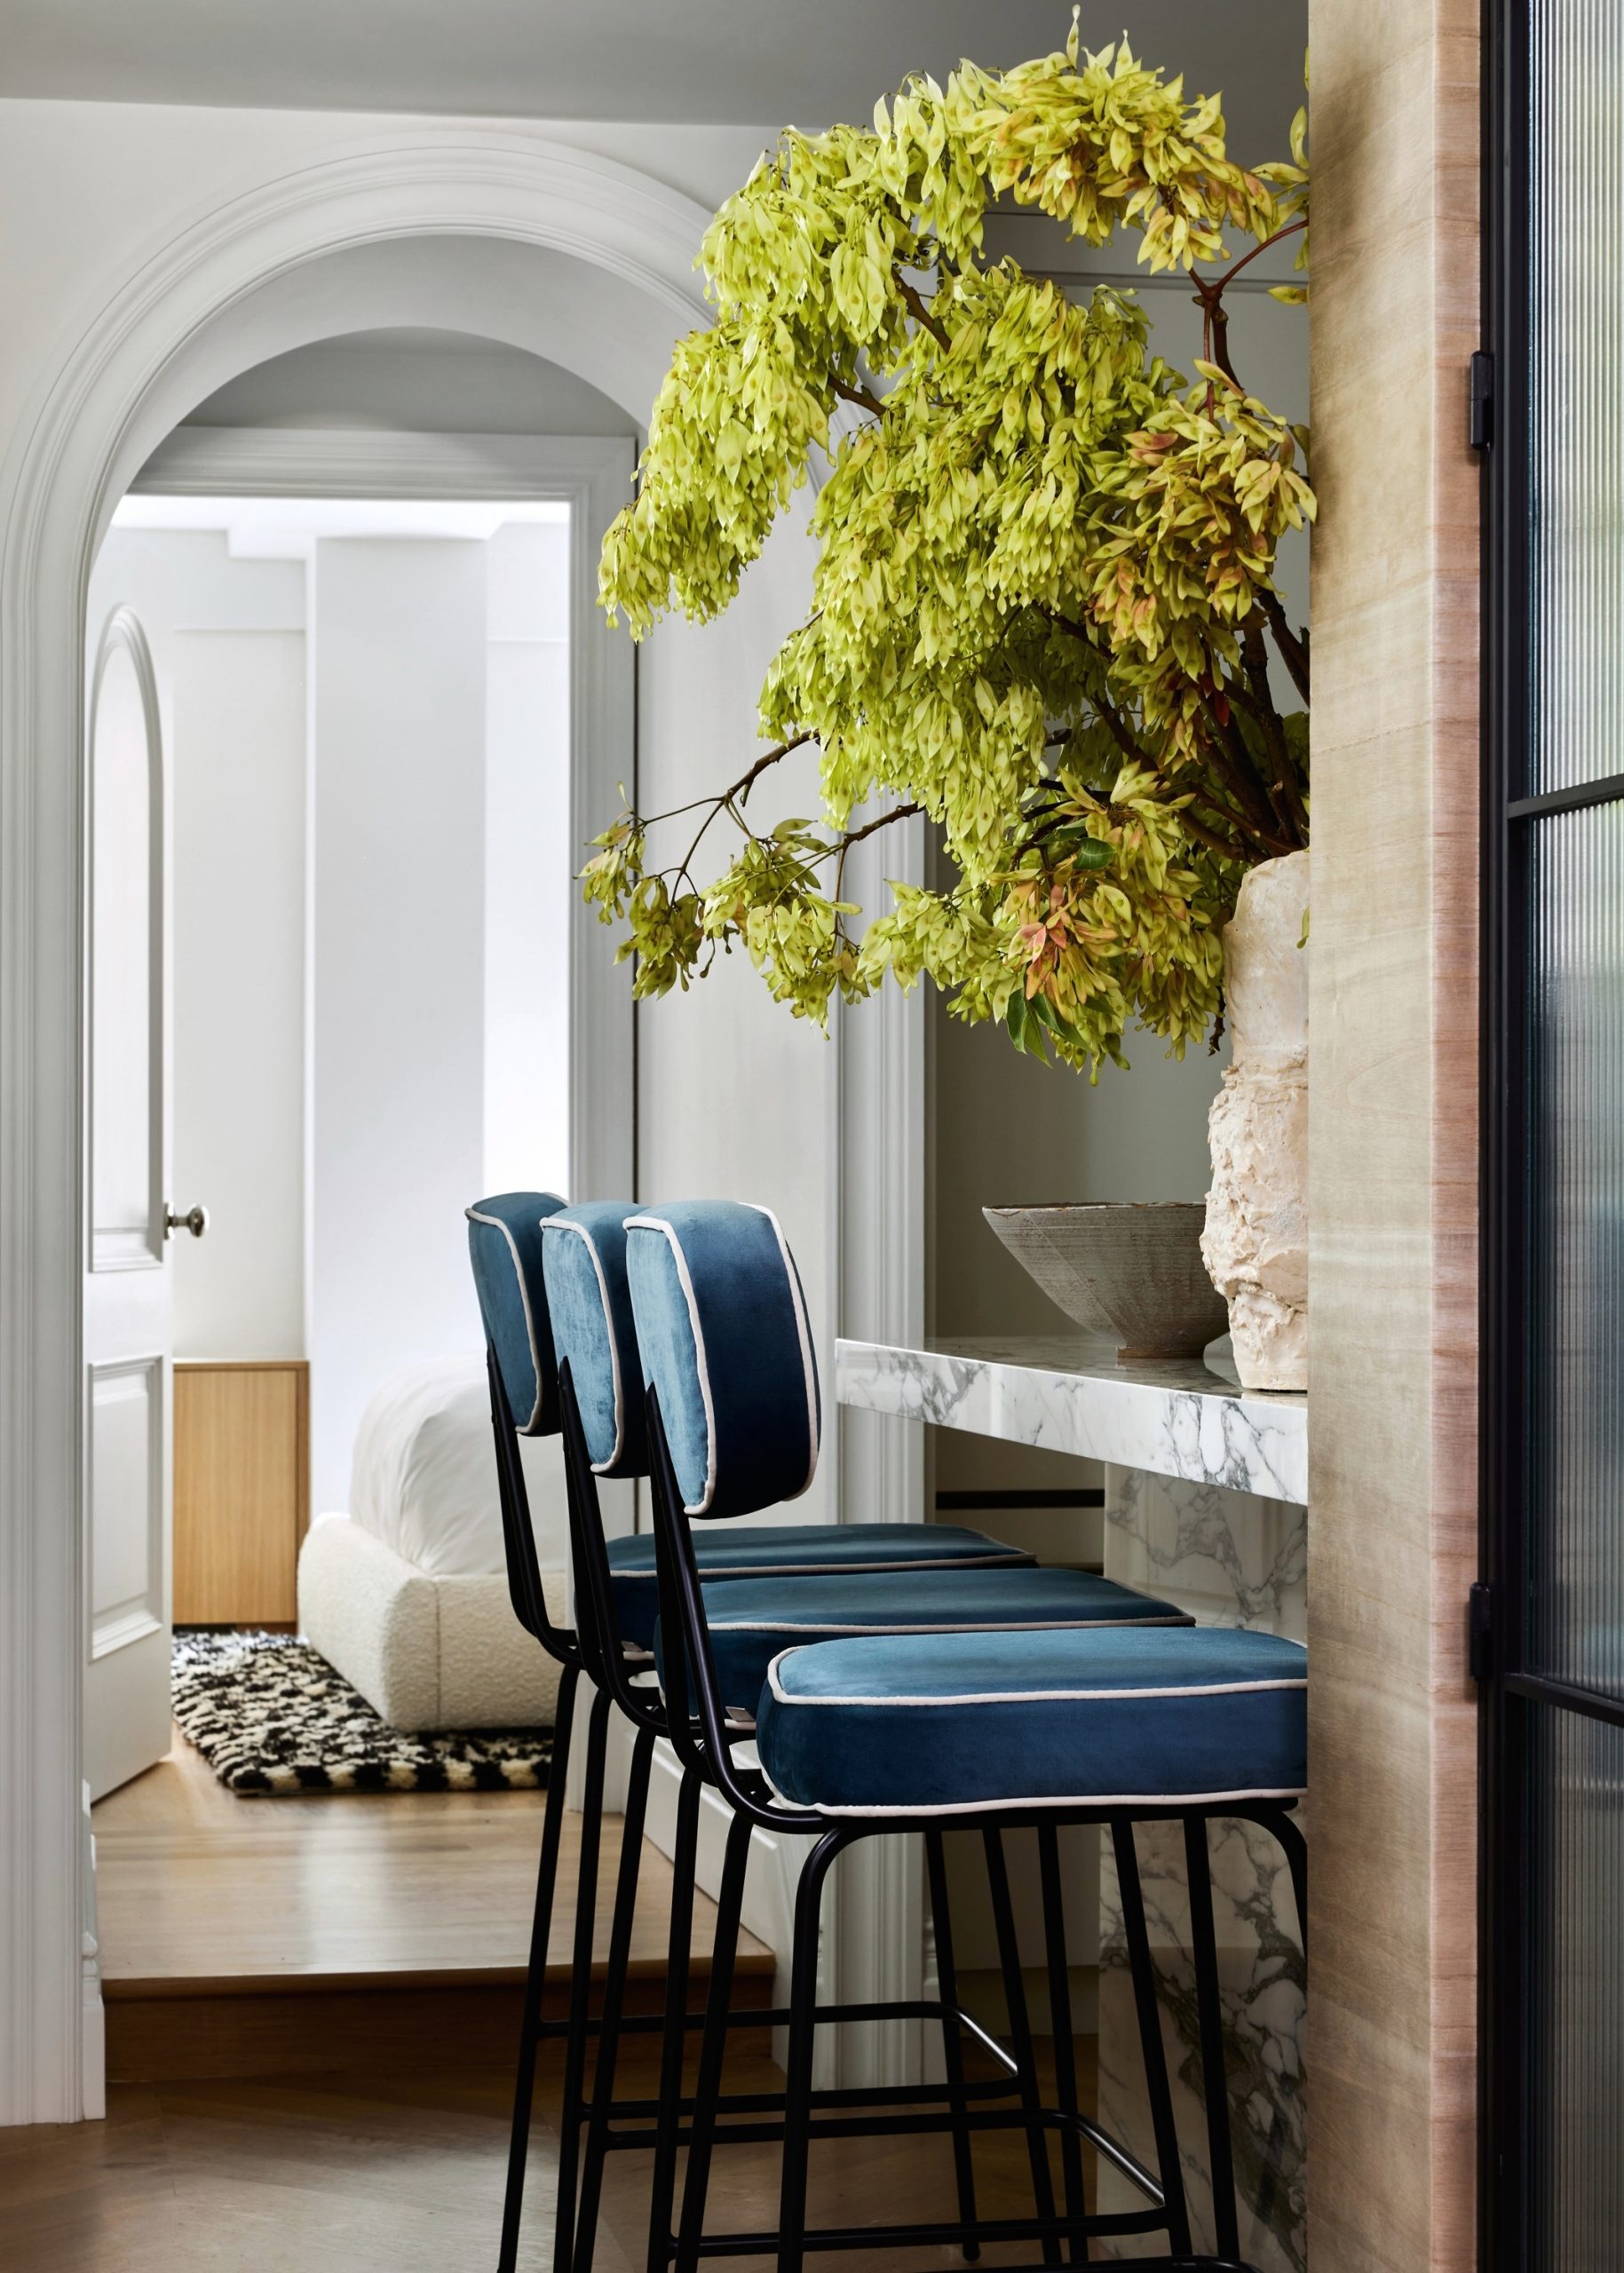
[83,608,179,1802]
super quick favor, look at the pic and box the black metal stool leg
[923,1828,981,2263]
[554,1683,612,2273]
[982,1827,1061,2268]
[645,1764,701,2273]
[1036,1825,1088,2262]
[1184,1815,1240,2262]
[675,1809,752,2273]
[1113,1817,1192,2258]
[775,1827,848,2273]
[497,1659,579,2273]
[575,1722,656,2273]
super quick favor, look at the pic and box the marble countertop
[835,1333,1308,1506]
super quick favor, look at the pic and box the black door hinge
[1469,351,1494,451]
[1469,1580,1495,1682]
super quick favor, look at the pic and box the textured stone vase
[1201,849,1310,1391]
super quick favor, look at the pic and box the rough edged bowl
[983,1202,1229,1363]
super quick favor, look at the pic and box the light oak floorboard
[93,1722,762,1982]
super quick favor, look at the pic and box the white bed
[297,1354,569,1731]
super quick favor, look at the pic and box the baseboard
[104,1952,775,2084]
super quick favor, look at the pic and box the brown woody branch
[832,376,885,417]
[833,801,923,903]
[669,733,815,883]
[893,267,951,351]
[1256,591,1311,704]
[1237,619,1309,845]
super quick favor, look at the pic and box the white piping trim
[786,1786,1308,1818]
[764,1656,1307,1707]
[744,1201,820,1501]
[718,1614,1192,1638]
[669,1551,1035,1576]
[625,1215,718,1514]
[542,1216,627,1473]
[465,1198,565,1430]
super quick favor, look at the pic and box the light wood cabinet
[173,1361,309,1626]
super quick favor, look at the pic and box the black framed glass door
[1483,5,1624,2266]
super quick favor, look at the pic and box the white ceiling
[0,2,1305,149]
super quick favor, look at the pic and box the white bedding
[346,1352,570,1577]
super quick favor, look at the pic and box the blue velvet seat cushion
[465,1192,568,1433]
[606,1523,1036,1650]
[541,1204,646,1478]
[655,1565,1191,1711]
[756,1626,1309,1815]
[625,1202,820,1520]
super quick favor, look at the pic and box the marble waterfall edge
[832,1336,1307,1506]
[1097,1464,1308,2270]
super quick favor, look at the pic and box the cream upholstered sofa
[297,1354,568,1730]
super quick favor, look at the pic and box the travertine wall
[1307,2,1480,2268]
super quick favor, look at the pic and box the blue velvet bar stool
[537,1200,1086,2273]
[624,1200,1309,2273]
[466,1191,1047,2273]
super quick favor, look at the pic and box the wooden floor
[91,1723,772,2084]
[2,2032,1100,2272]
[93,1723,759,1981]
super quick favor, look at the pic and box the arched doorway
[0,131,710,2125]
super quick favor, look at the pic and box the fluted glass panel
[1525,1707,1624,2271]
[1529,3,1624,796]
[1525,805,1624,1696]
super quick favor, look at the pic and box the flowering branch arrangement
[584,17,1311,1073]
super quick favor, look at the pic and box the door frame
[1477,0,1529,2253]
[0,129,927,2127]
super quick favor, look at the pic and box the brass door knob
[163,1204,208,1240]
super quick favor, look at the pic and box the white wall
[484,519,572,1197]
[171,628,309,1358]
[309,537,489,1509]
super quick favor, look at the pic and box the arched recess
[0,131,722,2127]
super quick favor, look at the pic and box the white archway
[0,131,713,2126]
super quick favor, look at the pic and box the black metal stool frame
[642,1390,1308,2273]
[549,1356,1047,2273]
[480,1341,597,2273]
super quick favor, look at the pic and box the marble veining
[1097,1812,1307,2270]
[1097,1463,1307,2270]
[1106,1466,1308,1636]
[834,1334,1307,1506]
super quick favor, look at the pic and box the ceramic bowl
[982,1201,1228,1362]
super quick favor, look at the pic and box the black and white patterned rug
[171,1628,555,1796]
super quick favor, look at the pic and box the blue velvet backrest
[624,1201,820,1520]
[465,1192,568,1435]
[540,1203,647,1478]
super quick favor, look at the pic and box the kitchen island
[836,1332,1308,2273]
